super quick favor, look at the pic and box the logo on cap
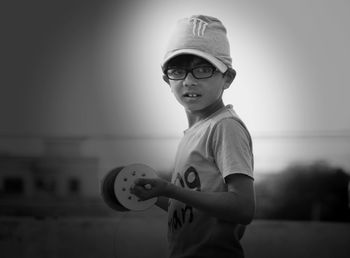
[190,17,208,37]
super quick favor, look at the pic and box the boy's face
[164,55,231,113]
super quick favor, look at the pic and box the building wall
[0,155,99,198]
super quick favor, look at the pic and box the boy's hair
[161,15,233,74]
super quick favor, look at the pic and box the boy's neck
[186,99,225,128]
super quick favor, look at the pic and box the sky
[1,0,350,173]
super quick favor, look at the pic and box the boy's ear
[223,68,236,89]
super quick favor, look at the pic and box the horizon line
[1,130,350,140]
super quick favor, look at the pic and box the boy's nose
[183,71,198,87]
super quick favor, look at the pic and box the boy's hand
[131,177,170,201]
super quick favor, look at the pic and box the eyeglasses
[165,66,217,80]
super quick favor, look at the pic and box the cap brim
[162,49,228,73]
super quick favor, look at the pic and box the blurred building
[0,138,99,199]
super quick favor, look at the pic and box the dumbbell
[101,163,158,211]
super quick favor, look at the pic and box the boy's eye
[167,68,186,76]
[193,66,214,74]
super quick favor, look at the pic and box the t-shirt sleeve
[212,118,254,180]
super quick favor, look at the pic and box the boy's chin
[184,105,205,113]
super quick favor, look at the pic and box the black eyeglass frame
[164,66,218,80]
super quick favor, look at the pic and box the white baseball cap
[162,15,232,73]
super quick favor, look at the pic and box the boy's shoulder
[209,105,241,125]
[207,105,251,136]
[185,105,248,136]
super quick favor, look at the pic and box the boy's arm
[168,174,255,224]
[132,173,255,225]
[155,196,169,211]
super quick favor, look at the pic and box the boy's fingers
[144,184,152,190]
[130,184,143,195]
[132,179,153,193]
[134,178,152,186]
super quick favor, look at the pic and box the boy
[132,15,255,258]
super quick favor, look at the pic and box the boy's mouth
[183,93,201,98]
